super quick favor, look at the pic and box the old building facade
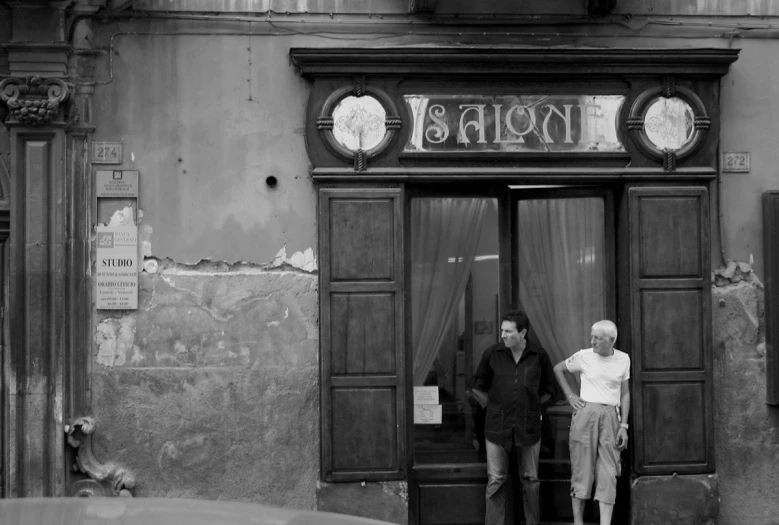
[1,1,778,524]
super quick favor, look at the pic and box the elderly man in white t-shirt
[553,320,630,525]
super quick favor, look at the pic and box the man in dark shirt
[468,310,557,525]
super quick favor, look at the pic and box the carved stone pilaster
[65,417,136,497]
[0,75,72,126]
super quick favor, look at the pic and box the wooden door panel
[629,186,712,475]
[418,483,487,525]
[330,198,395,281]
[642,382,707,466]
[331,293,395,375]
[641,290,703,370]
[332,388,398,471]
[638,196,702,278]
[320,188,405,482]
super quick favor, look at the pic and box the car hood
[0,498,397,525]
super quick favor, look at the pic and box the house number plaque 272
[722,151,750,173]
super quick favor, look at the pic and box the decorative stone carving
[0,76,70,126]
[65,416,136,497]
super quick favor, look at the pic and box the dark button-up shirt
[473,341,558,447]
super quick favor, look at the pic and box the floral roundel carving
[627,81,710,170]
[316,85,401,171]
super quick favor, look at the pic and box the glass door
[411,196,500,466]
[512,187,617,523]
[409,195,499,525]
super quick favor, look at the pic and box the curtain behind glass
[517,198,606,369]
[412,198,487,386]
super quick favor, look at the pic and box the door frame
[407,182,624,525]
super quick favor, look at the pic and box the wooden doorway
[409,185,623,525]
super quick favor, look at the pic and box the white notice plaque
[96,226,138,310]
[414,404,443,425]
[413,386,439,405]
[96,170,139,198]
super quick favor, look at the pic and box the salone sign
[403,94,626,153]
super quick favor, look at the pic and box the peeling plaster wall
[91,262,319,505]
[87,20,323,506]
[712,267,779,525]
[92,25,316,264]
[718,40,779,278]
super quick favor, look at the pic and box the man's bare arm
[468,388,488,409]
[619,380,630,424]
[554,361,584,409]
[616,380,630,451]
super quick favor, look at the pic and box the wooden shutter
[763,191,779,405]
[629,186,713,475]
[319,187,406,482]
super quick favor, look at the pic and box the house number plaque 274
[92,141,123,164]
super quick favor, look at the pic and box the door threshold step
[541,522,599,524]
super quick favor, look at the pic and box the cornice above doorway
[290,47,739,78]
[291,47,739,178]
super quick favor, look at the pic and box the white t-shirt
[565,348,630,406]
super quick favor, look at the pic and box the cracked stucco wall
[712,262,779,525]
[88,28,320,508]
[92,260,319,506]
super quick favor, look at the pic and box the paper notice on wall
[95,226,138,310]
[414,404,442,425]
[413,386,439,405]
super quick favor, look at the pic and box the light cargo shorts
[569,402,621,505]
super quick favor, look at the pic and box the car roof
[0,498,398,525]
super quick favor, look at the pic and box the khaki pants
[569,402,621,505]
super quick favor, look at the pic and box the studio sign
[404,94,626,153]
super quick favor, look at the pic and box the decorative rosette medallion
[316,77,402,171]
[627,77,710,171]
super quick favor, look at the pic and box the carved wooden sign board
[404,94,625,153]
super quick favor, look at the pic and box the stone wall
[712,261,779,525]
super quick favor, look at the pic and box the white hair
[592,320,618,344]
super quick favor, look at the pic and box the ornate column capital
[0,75,72,127]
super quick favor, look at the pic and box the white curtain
[412,198,488,386]
[517,197,606,369]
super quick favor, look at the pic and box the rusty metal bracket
[65,416,136,497]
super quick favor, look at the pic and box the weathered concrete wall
[712,263,779,525]
[91,261,319,505]
[92,26,316,264]
[88,23,322,506]
[718,40,779,278]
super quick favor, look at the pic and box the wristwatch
[619,423,629,430]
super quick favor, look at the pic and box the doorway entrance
[409,185,627,525]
